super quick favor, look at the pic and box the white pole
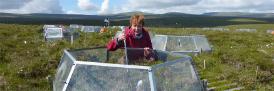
[148,69,156,91]
[203,59,206,69]
[70,34,73,45]
[123,29,129,64]
[124,40,129,64]
[122,29,131,89]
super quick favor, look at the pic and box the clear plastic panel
[43,25,57,29]
[66,64,151,91]
[69,48,152,65]
[54,48,203,91]
[69,48,185,65]
[166,36,197,52]
[236,29,257,32]
[81,26,101,32]
[153,59,202,91]
[194,36,211,52]
[93,26,101,32]
[69,48,108,62]
[69,24,81,29]
[155,50,187,62]
[45,28,63,38]
[152,35,167,51]
[107,48,162,65]
[53,53,75,91]
[118,48,185,65]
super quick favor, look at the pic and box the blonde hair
[130,13,145,26]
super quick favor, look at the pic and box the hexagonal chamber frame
[53,47,204,91]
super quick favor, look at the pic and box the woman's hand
[144,47,155,61]
[117,33,125,41]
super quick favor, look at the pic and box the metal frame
[61,50,77,91]
[192,36,199,51]
[189,57,205,90]
[75,61,151,70]
[148,68,156,91]
[53,51,75,91]
[164,35,168,51]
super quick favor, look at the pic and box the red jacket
[107,27,152,51]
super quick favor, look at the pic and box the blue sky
[0,0,273,15]
[60,0,79,13]
[59,0,125,15]
[60,0,102,14]
[61,0,99,14]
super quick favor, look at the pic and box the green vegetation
[0,23,273,91]
[0,24,116,91]
[150,24,274,90]
[228,18,266,23]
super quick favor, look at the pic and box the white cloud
[1,0,273,15]
[126,0,201,9]
[77,0,99,11]
[66,10,82,14]
[22,0,63,13]
[0,0,31,9]
[193,0,274,13]
[115,0,274,14]
[98,0,109,15]
[0,0,63,14]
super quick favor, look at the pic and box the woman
[106,13,155,63]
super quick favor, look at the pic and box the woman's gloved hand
[144,47,156,61]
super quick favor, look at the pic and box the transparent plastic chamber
[53,47,204,91]
[80,26,101,32]
[151,35,212,55]
[114,31,212,55]
[43,27,63,41]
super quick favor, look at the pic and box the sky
[0,0,274,15]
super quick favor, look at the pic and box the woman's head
[130,14,145,37]
[130,13,144,27]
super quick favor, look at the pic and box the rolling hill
[0,12,274,27]
[203,12,274,18]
